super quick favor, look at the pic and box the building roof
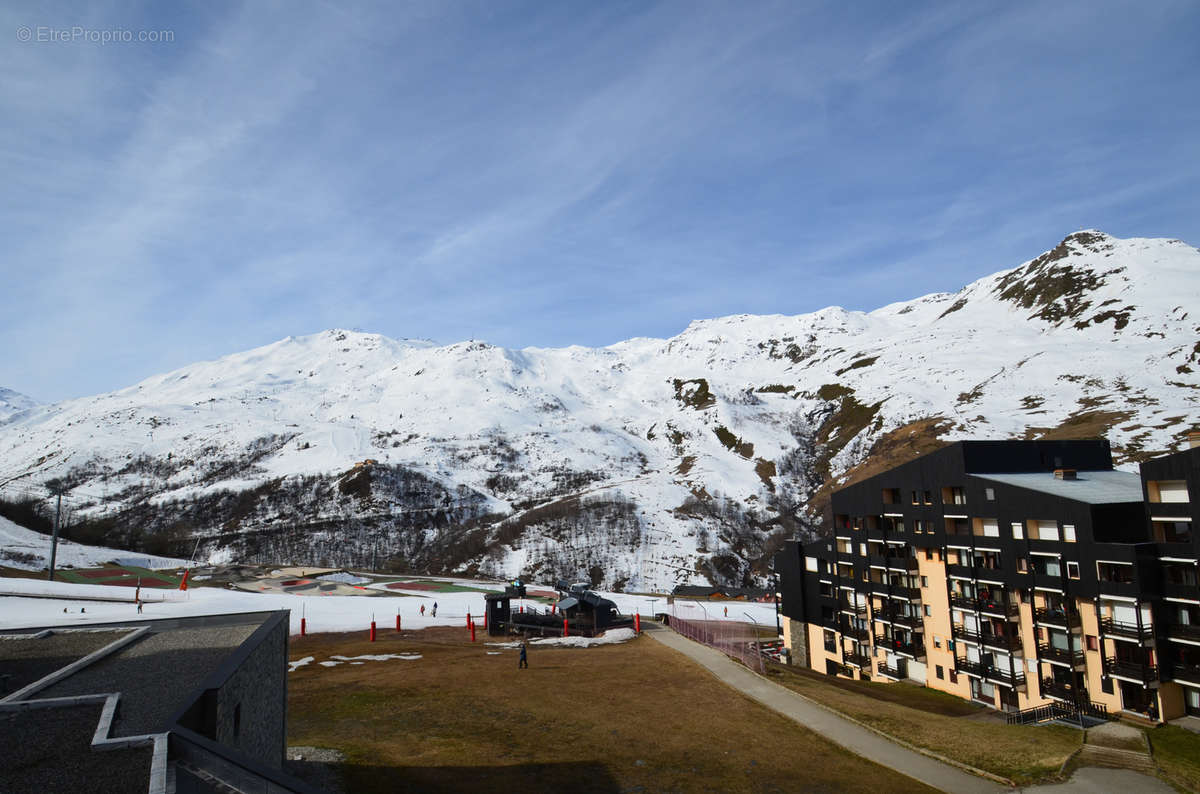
[971,469,1143,504]
[0,611,293,794]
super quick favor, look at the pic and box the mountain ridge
[1,230,1196,590]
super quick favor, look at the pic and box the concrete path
[1021,767,1173,793]
[646,627,1003,793]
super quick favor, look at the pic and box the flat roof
[972,470,1143,504]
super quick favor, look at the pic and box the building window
[1017,557,1028,573]
[1067,561,1080,579]
[1148,480,1190,503]
[923,490,933,505]
[1101,677,1113,695]
[949,670,958,684]
[859,543,868,557]
[921,576,929,588]
[882,488,901,504]
[985,487,995,501]
[805,556,819,572]
[1012,522,1023,539]
[1086,635,1098,651]
[934,636,942,649]
[911,490,920,505]
[1063,524,1076,542]
[924,605,932,616]
[936,665,945,680]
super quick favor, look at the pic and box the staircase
[1074,743,1157,775]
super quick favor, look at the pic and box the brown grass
[1148,725,1200,792]
[762,663,1081,784]
[286,628,939,794]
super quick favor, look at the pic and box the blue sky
[3,1,1199,402]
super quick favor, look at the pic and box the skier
[420,604,425,616]
[518,639,528,669]
[431,602,437,618]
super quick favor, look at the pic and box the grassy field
[1148,725,1200,791]
[761,662,1081,785]
[286,628,940,793]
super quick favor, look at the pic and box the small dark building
[0,610,317,794]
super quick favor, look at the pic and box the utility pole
[47,489,63,581]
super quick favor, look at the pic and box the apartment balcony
[838,601,869,618]
[880,638,925,660]
[1040,677,1082,703]
[952,624,980,643]
[876,660,908,680]
[951,593,1018,619]
[840,625,871,643]
[956,656,1026,689]
[1168,623,1200,644]
[1169,661,1200,686]
[844,651,872,668]
[980,631,1023,653]
[1103,656,1159,685]
[884,555,920,573]
[1100,617,1153,643]
[1034,607,1081,629]
[1038,643,1085,669]
[890,613,924,630]
[889,585,922,602]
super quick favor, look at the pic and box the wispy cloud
[2,0,1198,401]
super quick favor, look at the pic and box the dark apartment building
[775,435,1200,723]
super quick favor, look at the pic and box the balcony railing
[1103,656,1159,684]
[1168,623,1200,643]
[1040,677,1082,702]
[952,624,980,643]
[881,638,925,659]
[951,593,1018,618]
[844,651,872,668]
[980,631,1023,652]
[839,601,869,617]
[1169,662,1200,685]
[876,660,907,679]
[955,656,1025,688]
[1038,643,1085,668]
[1034,607,1081,628]
[1101,617,1153,642]
[840,625,871,642]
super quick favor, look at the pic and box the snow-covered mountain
[0,387,37,422]
[0,231,1196,590]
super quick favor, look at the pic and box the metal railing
[1103,656,1158,684]
[1006,700,1109,727]
[1038,643,1085,667]
[1035,607,1081,628]
[1101,617,1153,642]
[668,615,764,674]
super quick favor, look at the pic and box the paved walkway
[647,627,1003,793]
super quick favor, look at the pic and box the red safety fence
[668,615,765,674]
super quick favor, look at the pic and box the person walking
[518,639,528,669]
[431,602,437,618]
[420,604,425,616]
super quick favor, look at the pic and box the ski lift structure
[485,579,634,638]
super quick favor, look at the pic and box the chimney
[1189,431,1200,450]
[1054,469,1077,481]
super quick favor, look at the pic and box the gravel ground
[0,702,153,794]
[38,621,258,736]
[0,629,131,695]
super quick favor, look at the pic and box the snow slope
[0,387,37,422]
[0,515,187,571]
[0,231,1196,590]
